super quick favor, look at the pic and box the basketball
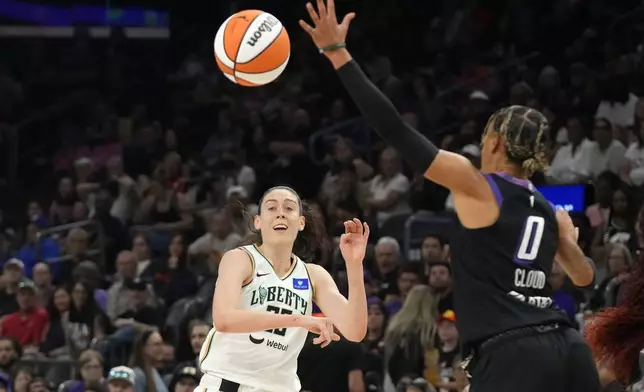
[213,10,290,87]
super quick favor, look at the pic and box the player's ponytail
[292,200,325,262]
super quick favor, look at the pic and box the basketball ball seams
[224,12,261,69]
[235,56,289,75]
[235,25,285,65]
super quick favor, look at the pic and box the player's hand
[299,0,355,55]
[299,316,340,348]
[339,218,370,266]
[556,208,578,242]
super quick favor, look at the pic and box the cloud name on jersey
[250,285,309,315]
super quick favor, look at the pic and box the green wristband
[319,42,347,54]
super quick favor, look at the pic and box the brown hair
[485,105,549,176]
[241,186,324,262]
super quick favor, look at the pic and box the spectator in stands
[167,366,200,392]
[622,112,644,186]
[115,279,163,330]
[14,224,60,279]
[219,149,256,198]
[107,366,135,392]
[325,165,363,238]
[588,118,626,178]
[107,251,157,322]
[365,147,411,227]
[547,115,593,184]
[420,236,446,267]
[187,211,241,258]
[67,281,110,358]
[12,367,33,392]
[363,298,387,379]
[595,75,638,129]
[591,184,638,262]
[384,285,438,388]
[42,287,71,364]
[585,171,620,229]
[58,228,91,283]
[153,234,198,307]
[0,259,25,316]
[129,330,168,392]
[426,310,467,392]
[0,337,21,375]
[27,377,54,392]
[92,188,130,268]
[186,320,209,368]
[61,349,105,392]
[372,237,402,301]
[32,263,54,307]
[0,280,48,350]
[132,178,193,250]
[49,177,78,227]
[386,264,424,316]
[106,156,138,224]
[591,243,633,310]
[131,235,156,281]
[427,263,454,314]
[72,261,108,311]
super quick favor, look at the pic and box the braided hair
[484,105,549,176]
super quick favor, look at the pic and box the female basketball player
[300,1,598,391]
[197,186,369,392]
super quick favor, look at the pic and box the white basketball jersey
[199,245,313,392]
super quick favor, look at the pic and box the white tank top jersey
[199,245,313,392]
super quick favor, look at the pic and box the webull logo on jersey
[250,284,309,315]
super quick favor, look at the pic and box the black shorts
[467,325,600,392]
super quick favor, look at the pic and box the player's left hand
[339,218,370,266]
[299,0,356,55]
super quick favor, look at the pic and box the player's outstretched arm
[213,249,337,339]
[554,209,595,287]
[308,218,370,342]
[299,0,488,198]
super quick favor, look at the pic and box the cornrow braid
[486,105,549,176]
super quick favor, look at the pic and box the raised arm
[299,0,488,198]
[308,218,370,342]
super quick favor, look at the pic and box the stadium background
[0,0,644,391]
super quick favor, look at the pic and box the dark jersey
[451,173,571,345]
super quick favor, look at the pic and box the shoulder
[219,247,254,278]
[305,263,334,290]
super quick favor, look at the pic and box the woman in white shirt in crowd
[364,147,411,227]
[588,118,626,178]
[622,99,644,185]
[547,115,594,184]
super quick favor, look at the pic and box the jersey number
[515,215,545,264]
[266,305,292,336]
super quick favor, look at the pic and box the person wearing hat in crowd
[168,366,201,392]
[427,310,467,392]
[0,280,48,351]
[0,259,25,316]
[107,366,136,392]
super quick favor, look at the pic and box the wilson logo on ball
[214,10,290,87]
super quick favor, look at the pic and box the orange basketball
[213,10,290,87]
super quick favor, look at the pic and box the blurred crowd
[1,0,644,391]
